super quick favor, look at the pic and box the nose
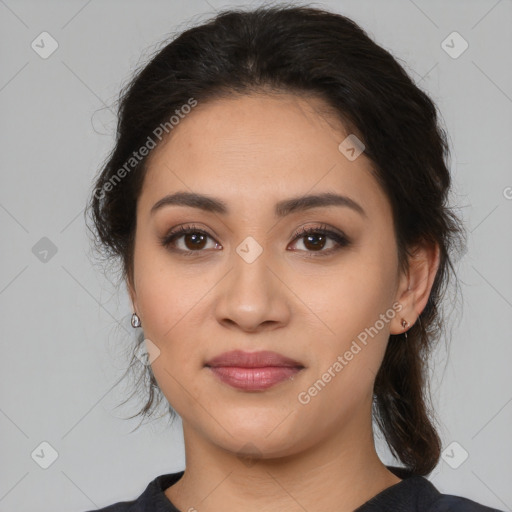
[213,245,291,333]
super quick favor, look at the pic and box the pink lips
[205,350,304,391]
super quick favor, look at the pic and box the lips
[205,350,304,369]
[205,350,305,391]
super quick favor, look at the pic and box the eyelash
[159,223,351,257]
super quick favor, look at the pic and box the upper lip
[205,350,304,368]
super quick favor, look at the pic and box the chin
[206,417,304,457]
[221,434,302,461]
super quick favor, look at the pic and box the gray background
[1,0,511,510]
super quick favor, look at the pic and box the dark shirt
[86,466,504,511]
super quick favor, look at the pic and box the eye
[159,223,350,256]
[288,224,350,255]
[159,224,221,255]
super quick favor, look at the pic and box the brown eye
[182,232,208,250]
[160,223,349,257]
[160,225,221,254]
[302,232,328,251]
[289,225,350,255]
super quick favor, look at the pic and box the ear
[391,240,440,335]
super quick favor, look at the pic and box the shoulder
[368,466,506,512]
[427,494,505,512]
[81,471,184,512]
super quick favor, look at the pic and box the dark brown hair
[85,4,465,476]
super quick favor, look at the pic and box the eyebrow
[150,191,366,218]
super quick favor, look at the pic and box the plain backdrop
[1,0,511,510]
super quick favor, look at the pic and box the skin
[127,92,440,512]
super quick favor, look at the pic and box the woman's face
[129,93,408,458]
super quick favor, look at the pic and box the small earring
[131,313,141,328]
[401,318,409,340]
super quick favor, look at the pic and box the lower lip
[207,366,303,390]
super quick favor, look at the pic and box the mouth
[206,366,303,391]
[204,350,305,391]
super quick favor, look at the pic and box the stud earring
[401,318,409,340]
[131,313,141,328]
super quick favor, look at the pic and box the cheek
[289,244,398,399]
[133,240,202,333]
[136,275,204,377]
[137,273,208,418]
[289,244,397,341]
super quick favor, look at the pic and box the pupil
[186,233,206,250]
[305,233,325,251]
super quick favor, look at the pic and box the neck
[165,400,401,512]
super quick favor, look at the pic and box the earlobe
[400,318,410,340]
[127,280,141,328]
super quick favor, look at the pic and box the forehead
[138,93,388,220]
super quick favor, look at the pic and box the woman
[85,5,503,511]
